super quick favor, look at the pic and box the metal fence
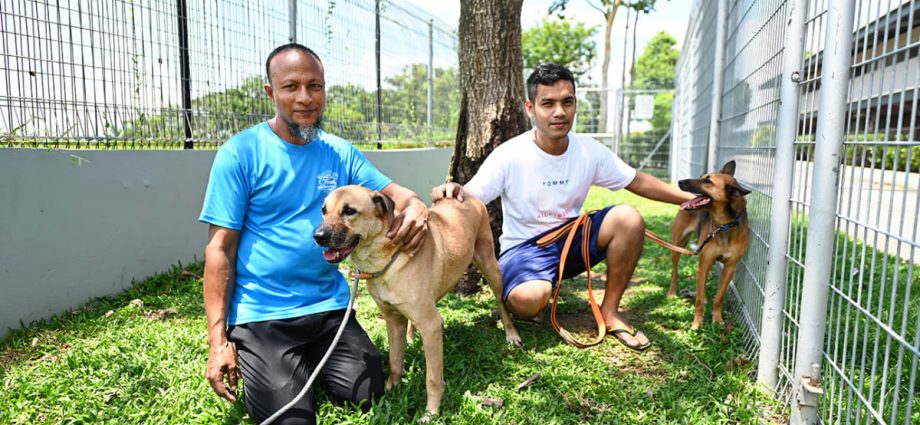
[577,87,674,179]
[672,0,920,423]
[1,0,458,149]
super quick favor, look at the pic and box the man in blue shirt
[199,43,429,424]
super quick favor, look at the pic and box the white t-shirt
[466,129,637,253]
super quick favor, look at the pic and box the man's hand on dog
[387,197,429,256]
[207,339,240,403]
[430,182,465,203]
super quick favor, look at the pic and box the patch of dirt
[0,346,34,372]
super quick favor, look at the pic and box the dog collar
[696,211,746,254]
[351,250,402,280]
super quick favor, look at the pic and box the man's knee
[598,205,645,247]
[609,205,645,232]
[325,345,385,411]
[506,280,552,318]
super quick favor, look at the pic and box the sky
[402,0,694,89]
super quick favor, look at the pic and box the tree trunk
[599,0,622,134]
[450,0,529,295]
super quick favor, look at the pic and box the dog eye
[702,178,713,184]
[321,206,327,215]
[343,206,357,216]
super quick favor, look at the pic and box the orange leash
[537,213,607,348]
[643,229,697,255]
[535,211,699,348]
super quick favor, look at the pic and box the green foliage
[632,32,679,133]
[326,83,377,142]
[750,124,776,147]
[649,91,674,132]
[576,90,603,132]
[784,215,920,424]
[633,32,679,90]
[109,64,459,146]
[118,76,273,142]
[549,0,662,19]
[522,17,598,79]
[380,65,460,142]
[797,132,920,173]
[847,145,920,173]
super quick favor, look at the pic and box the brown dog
[313,185,521,419]
[668,160,751,330]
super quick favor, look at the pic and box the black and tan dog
[668,160,751,330]
[313,185,521,420]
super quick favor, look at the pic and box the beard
[284,115,324,144]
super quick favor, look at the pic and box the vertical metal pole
[613,88,622,155]
[176,0,192,149]
[757,0,808,392]
[427,18,433,147]
[288,0,296,43]
[375,0,383,148]
[706,0,728,171]
[615,8,630,155]
[624,12,639,157]
[790,0,855,423]
[670,70,682,183]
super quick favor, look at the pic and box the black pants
[227,309,385,424]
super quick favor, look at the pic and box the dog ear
[728,182,751,197]
[720,160,737,176]
[371,191,395,219]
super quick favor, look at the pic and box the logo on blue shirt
[317,171,338,193]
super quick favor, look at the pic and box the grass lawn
[0,187,784,424]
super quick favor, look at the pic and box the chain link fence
[1,0,458,149]
[673,0,920,423]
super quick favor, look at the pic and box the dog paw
[506,334,523,347]
[385,375,401,391]
[418,412,438,423]
[691,320,702,330]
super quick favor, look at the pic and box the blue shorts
[498,206,615,301]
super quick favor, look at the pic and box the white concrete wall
[0,147,451,339]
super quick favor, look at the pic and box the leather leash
[643,211,746,256]
[536,212,607,348]
[643,229,697,255]
[536,210,746,348]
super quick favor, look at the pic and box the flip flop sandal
[607,326,652,352]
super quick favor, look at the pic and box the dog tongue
[681,196,711,210]
[323,249,342,262]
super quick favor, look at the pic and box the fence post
[615,8,630,155]
[176,0,193,149]
[375,0,383,147]
[756,0,808,393]
[288,0,297,42]
[706,0,729,172]
[789,0,855,423]
[427,18,434,147]
[669,81,679,183]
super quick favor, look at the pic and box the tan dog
[668,160,751,330]
[313,185,521,419]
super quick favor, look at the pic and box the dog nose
[313,228,330,246]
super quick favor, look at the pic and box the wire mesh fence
[671,1,718,180]
[0,0,458,149]
[673,0,920,423]
[576,87,674,180]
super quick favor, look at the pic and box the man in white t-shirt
[431,64,693,351]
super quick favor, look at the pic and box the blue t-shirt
[199,122,391,325]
